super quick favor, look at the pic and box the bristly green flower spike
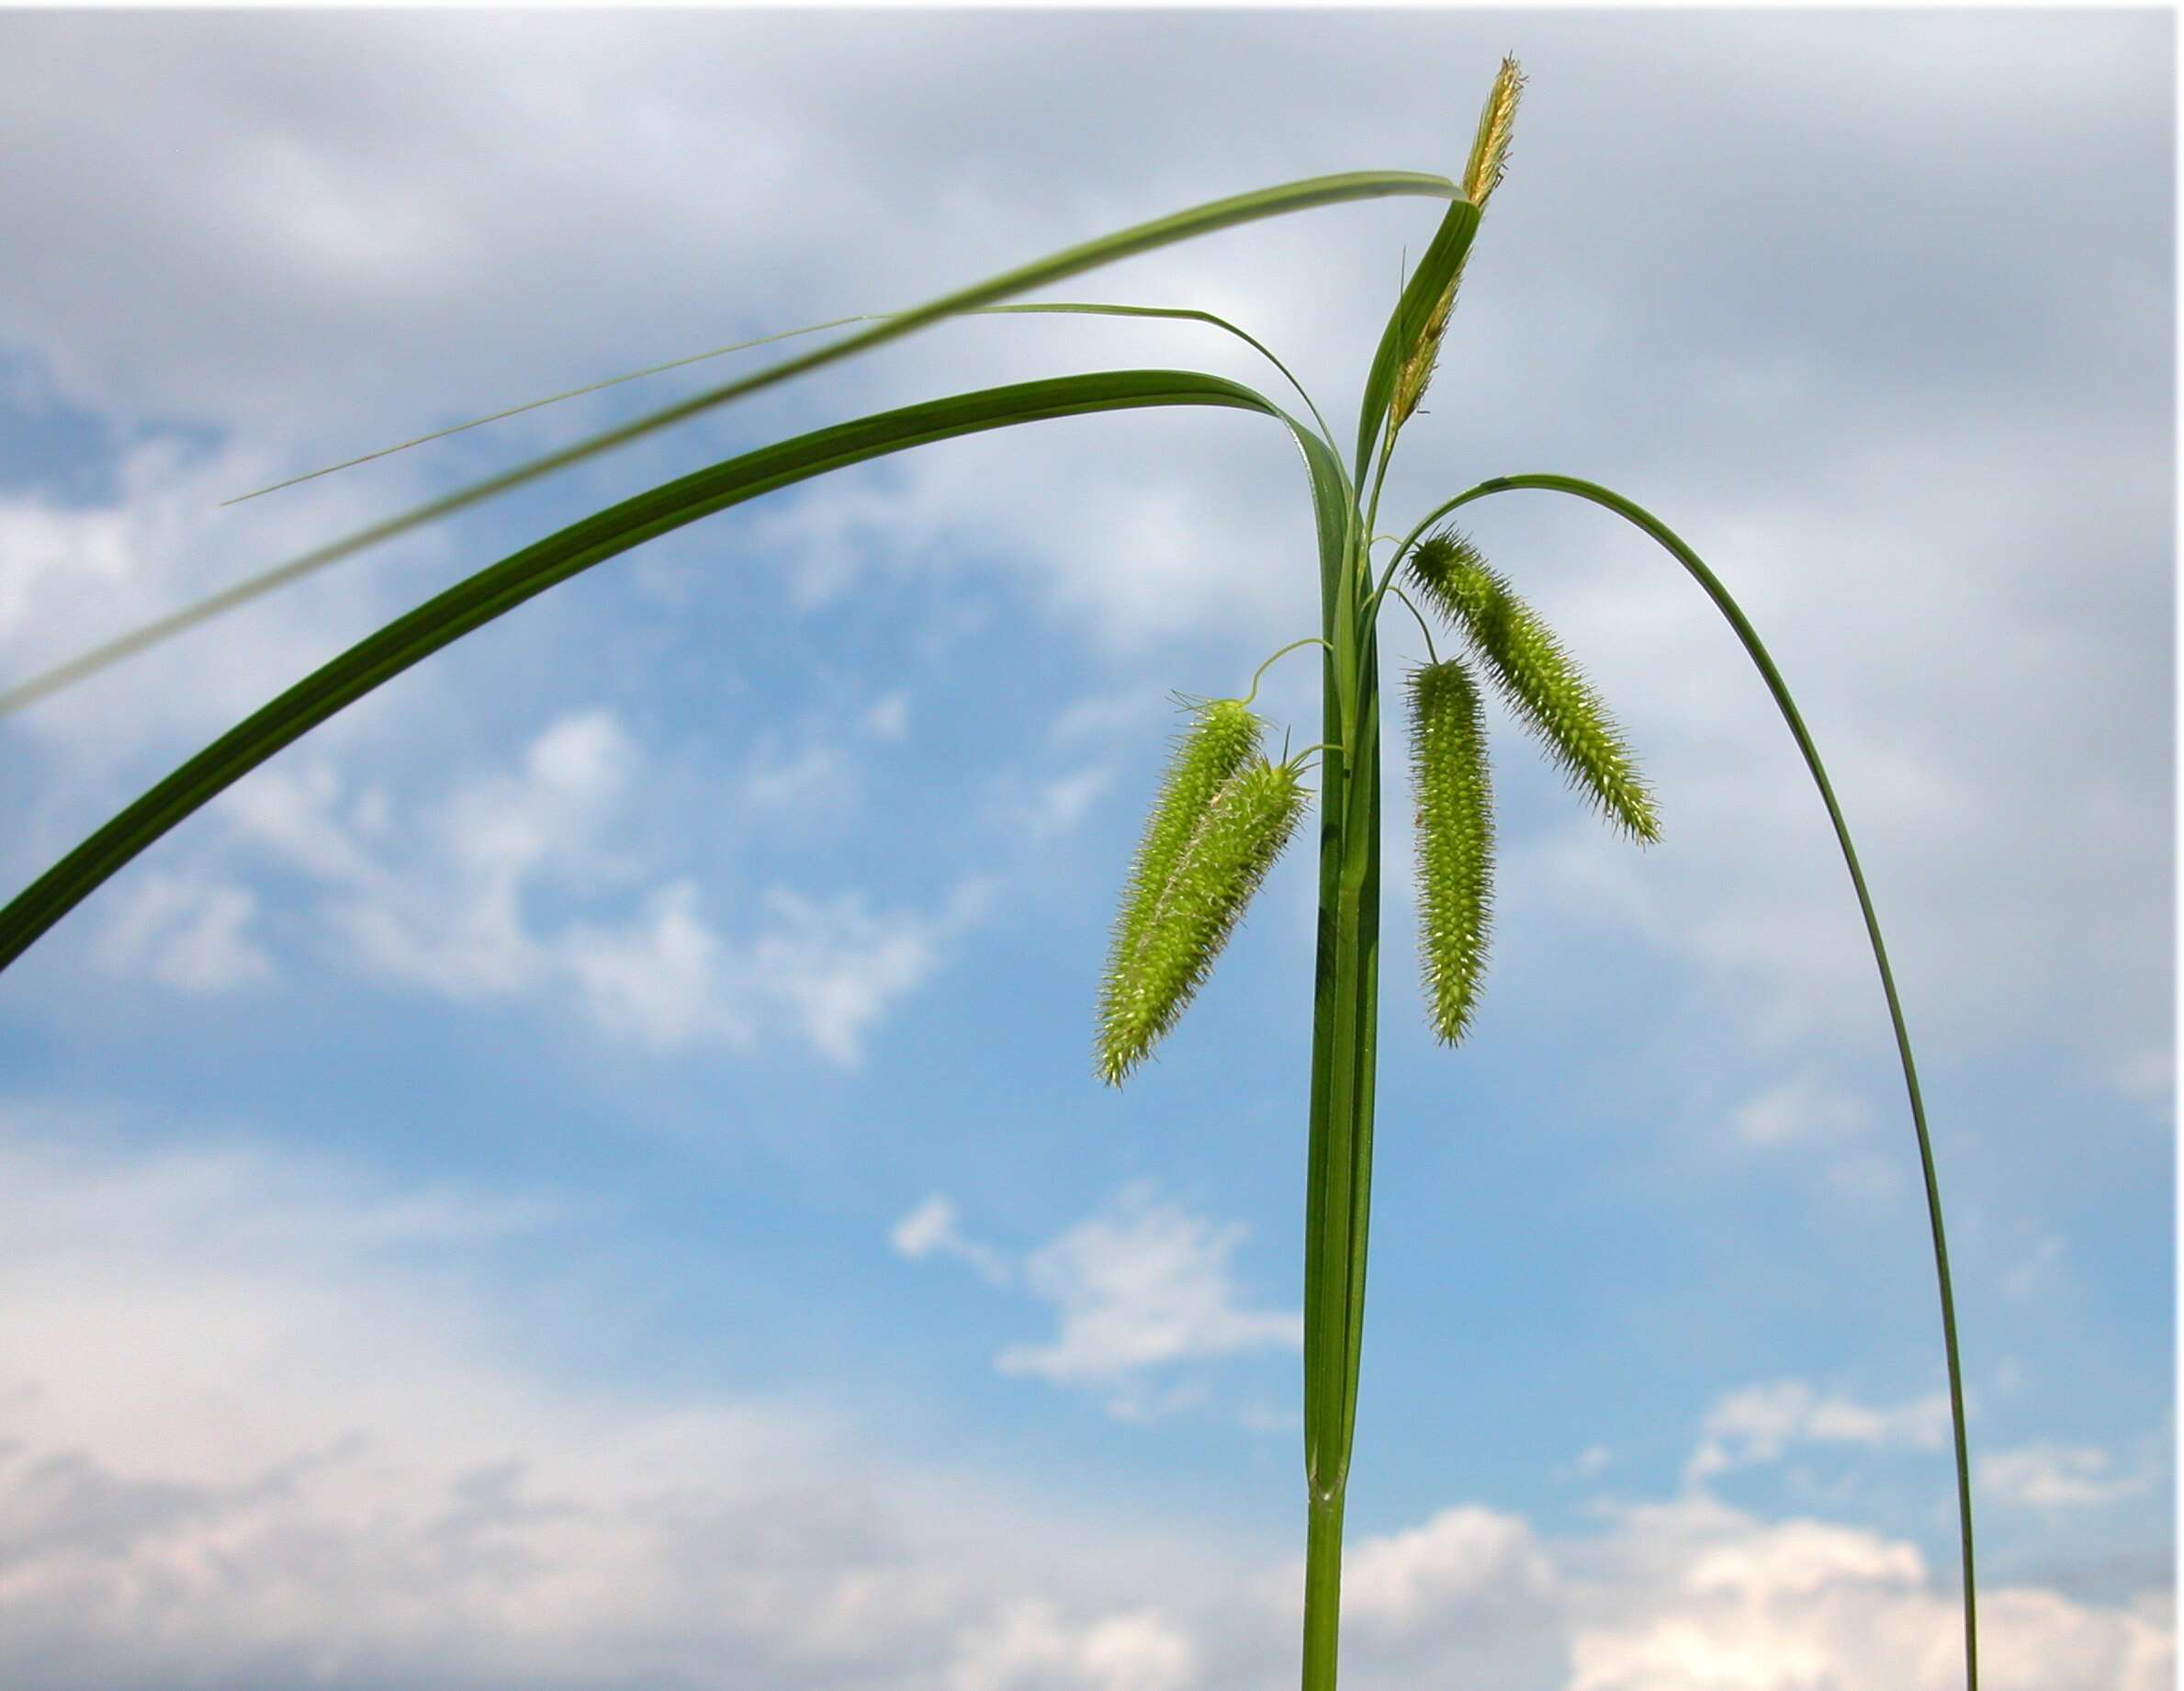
[1098,753,1307,1085]
[1408,528,1661,843]
[1103,695,1263,983]
[1409,660,1495,1044]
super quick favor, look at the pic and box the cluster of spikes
[1404,526,1660,1043]
[1095,51,1653,1077]
[1093,523,1658,1080]
[1095,699,1309,1084]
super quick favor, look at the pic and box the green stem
[1443,471,1977,1691]
[1300,517,1382,1691]
[1300,1492,1347,1689]
[1239,637,1337,709]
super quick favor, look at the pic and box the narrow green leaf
[1408,527,1661,843]
[1352,197,1480,483]
[5,299,1347,720]
[0,369,1327,975]
[1387,468,1976,1691]
[222,301,1335,512]
[1408,658,1494,1043]
[129,168,1453,683]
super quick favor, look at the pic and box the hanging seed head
[1097,756,1307,1085]
[1101,697,1263,990]
[1408,528,1662,844]
[1390,55,1526,439]
[1409,660,1495,1044]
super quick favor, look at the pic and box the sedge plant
[0,57,1976,1691]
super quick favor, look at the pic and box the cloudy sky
[0,9,2171,1689]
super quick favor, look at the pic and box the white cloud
[1728,1072,1871,1148]
[0,1122,1236,1691]
[747,886,961,1065]
[1335,1506,1554,1636]
[891,1195,1012,1288]
[1560,1494,2171,1691]
[1979,1442,2152,1510]
[946,1599,1197,1691]
[1557,1444,1614,1482]
[1029,767,1115,838]
[93,870,273,991]
[866,691,912,741]
[561,879,751,1050]
[997,1186,1298,1419]
[0,1121,2166,1691]
[1685,1379,1952,1485]
[218,711,977,1063]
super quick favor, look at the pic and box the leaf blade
[0,369,1322,974]
[157,169,1451,671]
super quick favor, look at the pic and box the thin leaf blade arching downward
[1408,658,1495,1044]
[1408,527,1661,842]
[1399,468,1976,1691]
[137,169,1458,670]
[6,299,1350,720]
[1098,757,1309,1085]
[0,369,1326,976]
[1098,697,1266,1083]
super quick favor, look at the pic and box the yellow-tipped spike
[1390,56,1526,438]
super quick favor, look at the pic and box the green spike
[1409,660,1495,1044]
[1409,529,1661,843]
[1098,755,1308,1085]
[1102,695,1262,977]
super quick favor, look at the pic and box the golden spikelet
[1462,54,1526,210]
[1097,755,1307,1085]
[1408,659,1495,1044]
[1409,528,1661,844]
[1389,55,1525,438]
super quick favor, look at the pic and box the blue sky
[0,10,2171,1689]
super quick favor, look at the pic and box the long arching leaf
[223,301,1336,511]
[1391,469,1978,1691]
[0,369,1343,974]
[15,170,1447,716]
[3,300,1346,720]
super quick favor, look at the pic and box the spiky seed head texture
[1390,54,1525,436]
[1096,756,1307,1085]
[1409,659,1495,1044]
[1104,695,1263,969]
[1408,528,1662,844]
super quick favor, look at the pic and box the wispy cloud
[996,1185,1298,1420]
[93,870,273,991]
[208,710,980,1063]
[1980,1441,2154,1510]
[891,1195,1012,1288]
[1684,1379,1953,1486]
